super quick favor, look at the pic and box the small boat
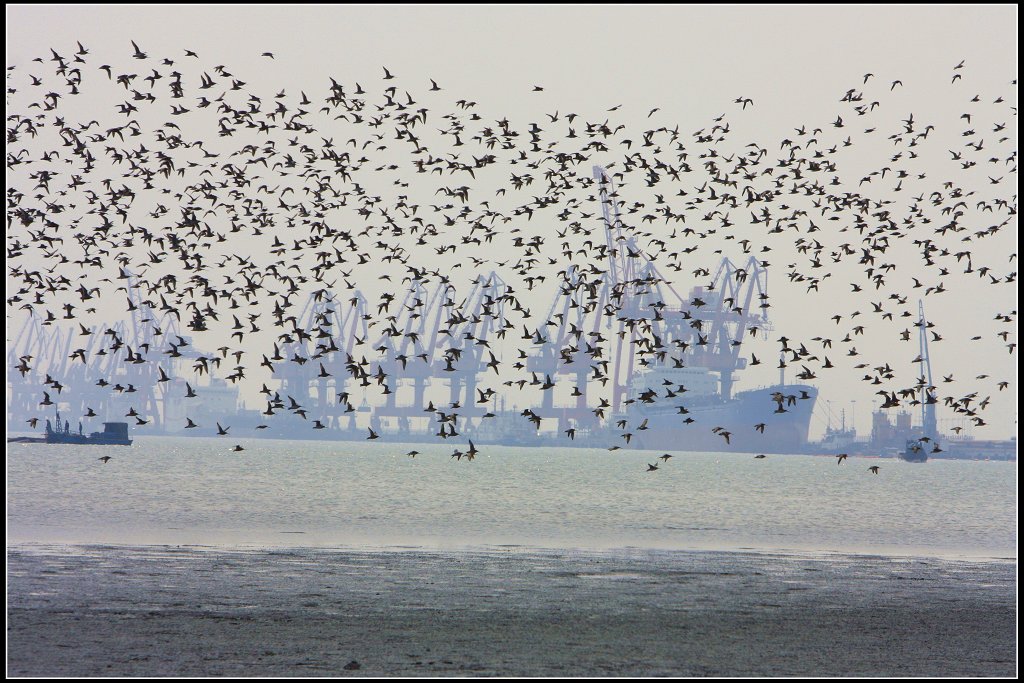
[900,438,928,463]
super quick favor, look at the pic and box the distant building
[163,378,239,432]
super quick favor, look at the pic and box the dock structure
[8,177,797,451]
[7,272,199,431]
[270,290,368,429]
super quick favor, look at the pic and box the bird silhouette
[4,35,1015,468]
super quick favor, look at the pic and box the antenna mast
[918,300,937,441]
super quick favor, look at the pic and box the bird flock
[6,40,1017,470]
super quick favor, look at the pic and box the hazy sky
[5,5,1018,439]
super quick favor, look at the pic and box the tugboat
[901,437,929,463]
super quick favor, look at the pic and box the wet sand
[7,544,1016,677]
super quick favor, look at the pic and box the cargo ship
[623,389,818,453]
[616,365,816,453]
[468,364,818,453]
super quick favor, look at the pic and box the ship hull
[900,439,929,462]
[625,385,818,453]
[135,385,820,456]
[44,434,133,446]
[42,421,133,446]
[465,384,818,454]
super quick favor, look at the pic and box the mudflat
[7,544,1016,677]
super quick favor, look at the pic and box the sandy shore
[7,544,1017,677]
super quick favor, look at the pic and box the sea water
[6,436,1017,558]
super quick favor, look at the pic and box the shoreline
[8,543,1017,677]
[7,538,1018,564]
[8,431,1018,462]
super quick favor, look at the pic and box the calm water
[6,436,1017,558]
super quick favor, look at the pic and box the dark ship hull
[44,433,133,446]
[46,421,133,446]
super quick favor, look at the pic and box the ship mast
[917,300,937,442]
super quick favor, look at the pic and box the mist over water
[7,437,1015,557]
